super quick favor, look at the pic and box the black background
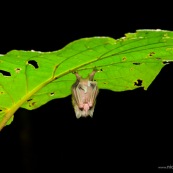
[0,2,173,173]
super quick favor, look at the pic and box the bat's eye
[78,84,87,93]
[78,84,83,90]
[90,83,96,88]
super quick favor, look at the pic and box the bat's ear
[89,68,98,81]
[73,71,81,80]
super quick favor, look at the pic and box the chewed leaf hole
[0,70,11,76]
[149,52,155,56]
[50,92,55,96]
[134,79,143,86]
[15,68,21,73]
[27,98,33,102]
[162,60,173,65]
[133,62,141,65]
[28,102,36,107]
[28,60,39,69]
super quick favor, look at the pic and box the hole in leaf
[15,68,21,73]
[28,60,39,69]
[134,79,143,86]
[27,98,33,102]
[133,62,141,65]
[0,109,2,112]
[0,70,11,76]
[162,60,173,65]
[149,52,155,56]
[100,68,103,72]
[50,92,55,96]
[28,99,36,107]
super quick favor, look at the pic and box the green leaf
[0,29,173,129]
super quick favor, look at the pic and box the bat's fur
[71,71,99,118]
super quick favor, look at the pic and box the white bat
[71,70,99,118]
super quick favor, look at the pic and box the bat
[71,70,99,118]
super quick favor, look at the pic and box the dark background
[0,2,173,172]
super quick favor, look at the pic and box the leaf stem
[0,78,53,131]
[0,107,17,131]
